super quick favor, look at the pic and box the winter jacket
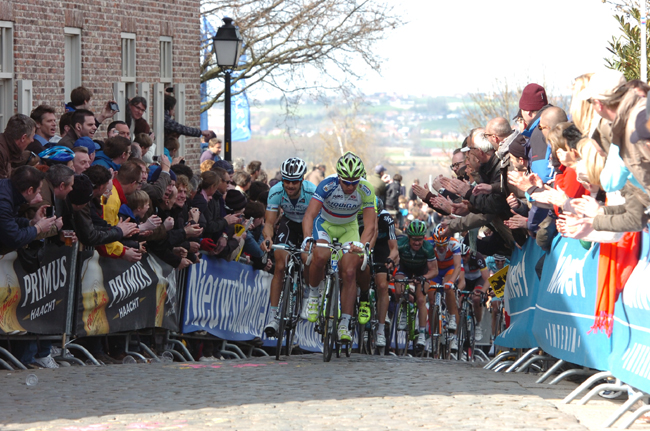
[72,202,123,247]
[0,179,38,253]
[164,111,201,138]
[611,90,650,198]
[593,183,650,232]
[92,150,121,171]
[99,181,128,258]
[0,133,24,180]
[522,105,553,183]
[368,173,386,203]
[385,181,401,210]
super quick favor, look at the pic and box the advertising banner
[184,255,326,351]
[0,244,74,335]
[495,237,545,348]
[183,256,271,341]
[609,233,650,393]
[76,251,179,336]
[533,237,610,370]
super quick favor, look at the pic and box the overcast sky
[351,0,624,97]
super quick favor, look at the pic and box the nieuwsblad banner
[608,232,650,393]
[183,256,326,352]
[495,237,544,348]
[76,251,180,336]
[533,237,611,370]
[0,244,74,335]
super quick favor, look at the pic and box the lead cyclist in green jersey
[302,152,377,343]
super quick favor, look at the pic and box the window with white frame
[121,32,136,98]
[160,36,172,86]
[0,21,13,131]
[64,27,82,102]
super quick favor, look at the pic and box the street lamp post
[212,17,244,162]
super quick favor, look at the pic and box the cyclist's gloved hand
[444,282,454,290]
[200,238,217,252]
[301,236,314,250]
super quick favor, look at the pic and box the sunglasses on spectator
[26,151,37,164]
[450,162,463,170]
[339,177,360,186]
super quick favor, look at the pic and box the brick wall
[2,0,202,166]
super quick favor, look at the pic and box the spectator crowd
[3,68,649,367]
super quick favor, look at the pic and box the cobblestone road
[1,354,649,431]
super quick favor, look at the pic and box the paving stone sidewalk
[0,354,648,431]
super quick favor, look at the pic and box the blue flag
[231,53,251,141]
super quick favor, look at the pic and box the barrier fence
[496,232,650,395]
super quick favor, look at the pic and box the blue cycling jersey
[266,180,316,223]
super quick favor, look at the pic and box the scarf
[590,231,641,336]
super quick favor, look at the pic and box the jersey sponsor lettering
[313,175,375,224]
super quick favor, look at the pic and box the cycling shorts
[464,277,484,292]
[432,265,455,285]
[372,243,391,274]
[274,216,303,248]
[312,214,360,245]
[396,264,427,278]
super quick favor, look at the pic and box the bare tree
[318,95,378,173]
[201,0,400,112]
[459,79,570,132]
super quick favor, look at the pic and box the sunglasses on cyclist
[339,177,360,186]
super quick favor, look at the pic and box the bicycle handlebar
[304,240,371,270]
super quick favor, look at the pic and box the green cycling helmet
[336,151,365,180]
[406,219,427,237]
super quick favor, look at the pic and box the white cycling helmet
[281,157,307,181]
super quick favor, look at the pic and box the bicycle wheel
[431,305,441,359]
[396,301,409,356]
[330,273,340,359]
[456,306,467,361]
[275,275,292,360]
[286,273,302,358]
[322,275,334,362]
[468,310,476,362]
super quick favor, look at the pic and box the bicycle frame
[306,239,370,362]
[270,244,307,360]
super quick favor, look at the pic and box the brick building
[0,0,202,164]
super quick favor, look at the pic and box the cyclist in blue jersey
[302,152,377,343]
[261,158,316,337]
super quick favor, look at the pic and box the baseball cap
[631,110,650,143]
[374,164,386,174]
[578,70,626,102]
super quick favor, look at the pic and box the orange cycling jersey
[427,237,462,270]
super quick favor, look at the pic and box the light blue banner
[495,237,545,348]
[533,237,611,370]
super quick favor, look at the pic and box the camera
[109,102,120,112]
[45,206,54,218]
[153,155,159,162]
[179,160,185,165]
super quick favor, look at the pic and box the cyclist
[357,197,399,348]
[261,157,316,337]
[395,219,438,350]
[457,244,490,341]
[430,223,462,351]
[302,152,377,343]
[486,253,509,276]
